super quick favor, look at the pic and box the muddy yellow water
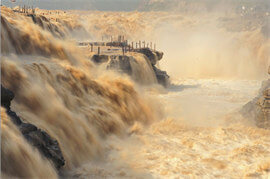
[1,5,270,179]
[67,80,270,178]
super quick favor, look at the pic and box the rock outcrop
[134,48,169,86]
[1,85,65,169]
[1,84,15,109]
[152,65,170,87]
[241,69,270,128]
[91,48,170,87]
[106,55,134,75]
[134,48,163,65]
[91,54,109,64]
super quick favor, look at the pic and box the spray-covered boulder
[1,85,65,169]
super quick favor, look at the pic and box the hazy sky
[2,0,144,11]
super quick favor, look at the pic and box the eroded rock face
[91,48,170,87]
[91,54,109,64]
[241,79,270,128]
[155,51,164,61]
[107,55,133,75]
[152,65,170,87]
[1,85,65,169]
[1,84,15,109]
[134,48,163,65]
[142,49,169,87]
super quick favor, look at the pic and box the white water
[67,79,270,178]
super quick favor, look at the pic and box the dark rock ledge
[1,85,65,169]
[135,48,169,87]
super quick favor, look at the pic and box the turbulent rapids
[1,1,270,178]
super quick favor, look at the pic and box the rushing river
[66,79,270,178]
[1,3,270,178]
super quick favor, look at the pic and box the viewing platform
[78,35,157,56]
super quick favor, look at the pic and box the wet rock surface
[1,85,65,169]
[107,55,134,75]
[134,48,163,65]
[241,79,270,128]
[152,65,170,87]
[91,54,109,64]
[91,48,169,87]
[1,84,15,109]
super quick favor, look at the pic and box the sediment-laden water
[1,3,270,178]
